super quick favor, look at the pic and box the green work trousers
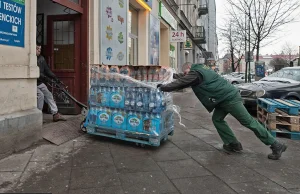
[212,96,276,145]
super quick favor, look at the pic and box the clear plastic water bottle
[149,89,156,113]
[155,89,162,113]
[124,88,131,110]
[143,88,149,112]
[136,88,143,112]
[131,88,136,111]
[90,87,96,106]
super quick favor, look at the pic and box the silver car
[225,74,255,85]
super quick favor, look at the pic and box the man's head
[182,62,192,75]
[36,42,42,56]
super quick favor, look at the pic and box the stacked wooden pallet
[257,98,300,140]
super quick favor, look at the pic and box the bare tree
[219,20,245,72]
[227,0,300,61]
[269,58,289,71]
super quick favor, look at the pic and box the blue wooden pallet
[257,98,299,115]
[86,125,174,147]
[269,130,300,140]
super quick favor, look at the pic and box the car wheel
[232,81,239,85]
[286,96,299,101]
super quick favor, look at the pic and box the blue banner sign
[0,0,25,47]
[255,62,265,77]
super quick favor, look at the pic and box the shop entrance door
[47,14,81,114]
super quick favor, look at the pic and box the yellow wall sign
[136,0,152,11]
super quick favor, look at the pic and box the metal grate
[36,14,44,45]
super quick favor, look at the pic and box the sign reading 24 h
[0,0,25,47]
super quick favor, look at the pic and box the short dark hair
[36,41,42,46]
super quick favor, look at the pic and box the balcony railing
[192,26,206,45]
[198,4,208,16]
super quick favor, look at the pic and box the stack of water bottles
[85,64,175,145]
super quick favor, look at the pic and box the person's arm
[173,73,185,79]
[41,57,58,81]
[159,71,203,92]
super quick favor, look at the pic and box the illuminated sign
[136,0,152,11]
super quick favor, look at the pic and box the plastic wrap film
[85,65,184,146]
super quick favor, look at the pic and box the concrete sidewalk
[1,90,300,194]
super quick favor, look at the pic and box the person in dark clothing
[36,43,66,122]
[158,63,287,160]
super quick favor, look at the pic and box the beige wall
[160,20,170,67]
[89,0,100,64]
[0,0,39,115]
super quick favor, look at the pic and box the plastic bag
[88,65,185,138]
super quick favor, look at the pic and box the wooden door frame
[43,0,89,109]
[47,14,81,114]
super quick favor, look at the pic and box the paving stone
[109,143,150,159]
[19,160,71,183]
[204,163,267,184]
[289,188,300,194]
[72,151,113,168]
[149,147,190,162]
[196,134,223,144]
[188,151,236,165]
[169,131,200,142]
[157,159,211,179]
[159,140,176,148]
[30,144,73,162]
[229,180,290,194]
[69,186,124,194]
[251,164,300,189]
[14,160,71,194]
[0,153,32,172]
[70,166,120,190]
[172,176,236,194]
[172,139,215,152]
[73,140,110,151]
[114,156,160,173]
[0,172,22,193]
[186,128,215,137]
[119,171,178,194]
[174,118,200,129]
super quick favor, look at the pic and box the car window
[269,69,300,81]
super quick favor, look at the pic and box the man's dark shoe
[223,142,243,152]
[53,113,67,122]
[268,141,287,160]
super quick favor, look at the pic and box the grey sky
[216,0,300,57]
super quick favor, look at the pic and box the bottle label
[99,113,109,122]
[149,103,155,108]
[130,101,135,106]
[137,102,143,107]
[112,94,122,103]
[113,115,124,125]
[129,117,140,127]
[125,100,130,105]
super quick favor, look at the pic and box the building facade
[0,0,216,154]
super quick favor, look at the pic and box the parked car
[237,67,300,110]
[225,74,255,85]
[222,72,245,78]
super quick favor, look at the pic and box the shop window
[128,6,138,65]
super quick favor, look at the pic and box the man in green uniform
[158,63,287,160]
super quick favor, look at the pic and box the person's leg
[37,86,44,111]
[38,83,58,114]
[225,101,287,160]
[38,83,66,122]
[212,107,239,145]
[226,101,275,145]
